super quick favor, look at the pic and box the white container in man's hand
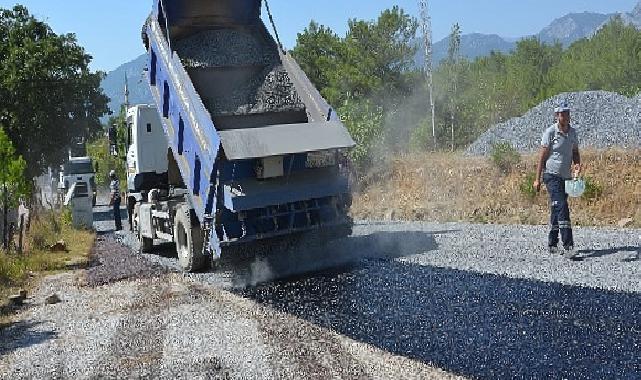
[565,178,586,198]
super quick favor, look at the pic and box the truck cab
[126,105,169,192]
[125,105,169,230]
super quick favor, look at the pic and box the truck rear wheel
[174,204,205,272]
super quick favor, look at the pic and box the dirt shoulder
[0,218,95,321]
[352,149,641,228]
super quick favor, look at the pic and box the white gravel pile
[466,91,641,155]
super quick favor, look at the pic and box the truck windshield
[64,161,94,174]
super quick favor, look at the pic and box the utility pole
[124,73,130,111]
[447,23,461,152]
[419,0,436,150]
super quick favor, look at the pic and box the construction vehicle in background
[60,156,97,207]
[125,0,355,272]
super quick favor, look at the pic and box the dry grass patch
[0,212,95,313]
[352,149,641,228]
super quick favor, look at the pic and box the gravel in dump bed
[175,29,305,116]
[174,29,279,67]
[466,90,641,155]
[204,64,306,116]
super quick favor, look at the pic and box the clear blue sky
[0,0,638,72]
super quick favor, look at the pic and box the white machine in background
[64,181,93,229]
[60,156,97,207]
[125,105,169,234]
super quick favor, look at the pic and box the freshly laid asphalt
[241,258,641,379]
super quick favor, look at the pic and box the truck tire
[174,204,205,272]
[127,198,136,232]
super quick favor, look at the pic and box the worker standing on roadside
[109,170,122,231]
[533,101,582,258]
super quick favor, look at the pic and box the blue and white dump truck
[127,0,355,272]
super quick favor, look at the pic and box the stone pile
[203,64,305,116]
[466,91,641,155]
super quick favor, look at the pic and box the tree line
[292,11,641,169]
[0,5,108,248]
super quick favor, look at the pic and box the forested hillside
[293,15,641,170]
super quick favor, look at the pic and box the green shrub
[87,137,126,188]
[520,172,537,200]
[490,142,521,174]
[582,176,603,200]
[60,207,72,226]
[409,119,433,152]
[0,255,22,285]
[338,98,384,171]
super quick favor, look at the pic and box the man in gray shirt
[533,102,582,257]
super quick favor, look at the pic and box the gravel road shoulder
[0,207,461,379]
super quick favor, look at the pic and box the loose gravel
[238,221,641,379]
[175,29,279,68]
[175,29,305,117]
[1,199,640,379]
[363,221,641,293]
[202,64,306,117]
[0,204,460,380]
[82,235,167,287]
[466,90,641,155]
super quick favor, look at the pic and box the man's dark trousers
[113,196,122,231]
[543,173,573,249]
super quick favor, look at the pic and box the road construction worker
[109,170,122,231]
[533,101,582,258]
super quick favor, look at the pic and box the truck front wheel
[174,204,205,272]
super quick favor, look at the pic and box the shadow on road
[0,321,58,356]
[153,242,178,259]
[238,239,641,379]
[224,230,445,287]
[577,246,641,261]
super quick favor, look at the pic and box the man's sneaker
[548,246,560,254]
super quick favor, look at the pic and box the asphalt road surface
[0,202,639,379]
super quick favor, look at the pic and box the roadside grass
[352,149,641,228]
[0,211,95,316]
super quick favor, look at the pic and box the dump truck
[130,0,355,272]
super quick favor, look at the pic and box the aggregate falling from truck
[130,0,356,271]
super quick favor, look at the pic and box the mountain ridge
[101,1,641,115]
